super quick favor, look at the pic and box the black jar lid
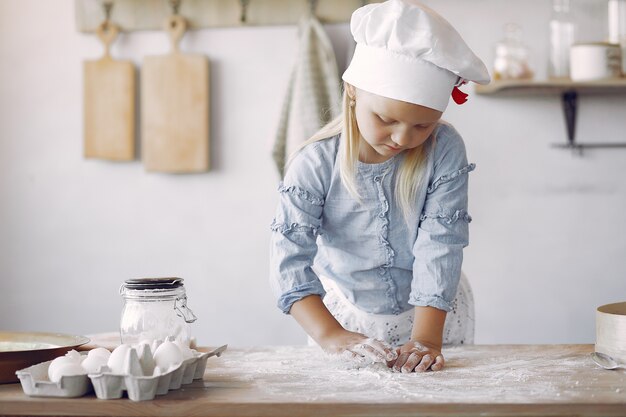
[123,277,184,290]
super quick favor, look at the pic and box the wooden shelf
[475,78,626,95]
[474,78,626,152]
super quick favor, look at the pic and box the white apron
[310,272,474,347]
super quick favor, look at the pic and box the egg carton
[16,344,227,401]
[16,352,92,398]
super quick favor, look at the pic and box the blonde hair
[287,85,433,221]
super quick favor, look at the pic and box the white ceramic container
[570,43,622,80]
[596,302,626,363]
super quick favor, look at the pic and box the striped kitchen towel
[272,14,341,177]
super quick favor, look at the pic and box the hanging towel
[344,27,357,74]
[272,14,341,178]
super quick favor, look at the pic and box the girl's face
[350,86,442,164]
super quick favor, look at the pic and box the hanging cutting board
[84,22,135,160]
[141,15,210,173]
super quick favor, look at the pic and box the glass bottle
[119,277,197,345]
[548,0,576,79]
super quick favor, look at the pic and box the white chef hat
[342,0,491,112]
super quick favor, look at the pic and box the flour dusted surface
[202,345,626,403]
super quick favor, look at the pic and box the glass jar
[493,23,534,80]
[119,277,197,345]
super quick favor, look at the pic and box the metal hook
[101,1,113,21]
[240,0,250,23]
[169,0,181,15]
[100,1,114,32]
[308,0,318,15]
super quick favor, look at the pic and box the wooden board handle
[96,21,119,58]
[165,15,187,53]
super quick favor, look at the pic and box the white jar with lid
[608,0,626,74]
[119,277,197,345]
[570,43,622,81]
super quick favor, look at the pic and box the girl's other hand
[390,340,444,373]
[319,329,397,364]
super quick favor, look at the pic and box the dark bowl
[0,331,90,384]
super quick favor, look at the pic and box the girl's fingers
[345,340,444,372]
[393,352,411,372]
[386,348,402,368]
[351,343,386,363]
[369,339,398,361]
[341,349,367,364]
[401,352,424,373]
[430,355,445,371]
[352,338,397,363]
[414,354,434,373]
[341,350,358,360]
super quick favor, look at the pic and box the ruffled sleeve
[269,142,332,314]
[409,124,475,312]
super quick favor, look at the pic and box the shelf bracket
[562,90,577,148]
[552,89,626,153]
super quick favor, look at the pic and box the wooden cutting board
[84,21,135,161]
[141,15,210,173]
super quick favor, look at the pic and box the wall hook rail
[169,0,181,15]
[101,0,113,21]
[76,0,368,30]
[239,0,250,23]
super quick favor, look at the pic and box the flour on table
[203,345,625,403]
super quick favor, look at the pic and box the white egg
[107,344,131,374]
[81,354,108,373]
[174,340,195,360]
[153,341,183,370]
[87,347,111,361]
[48,356,77,381]
[150,339,163,355]
[64,350,83,363]
[49,362,87,382]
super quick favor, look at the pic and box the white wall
[1,0,624,347]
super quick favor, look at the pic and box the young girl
[270,0,490,373]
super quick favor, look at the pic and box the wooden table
[0,345,625,417]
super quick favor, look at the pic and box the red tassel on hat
[451,86,468,105]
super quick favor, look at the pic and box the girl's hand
[319,328,397,364]
[390,340,444,373]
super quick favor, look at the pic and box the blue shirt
[270,122,474,315]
